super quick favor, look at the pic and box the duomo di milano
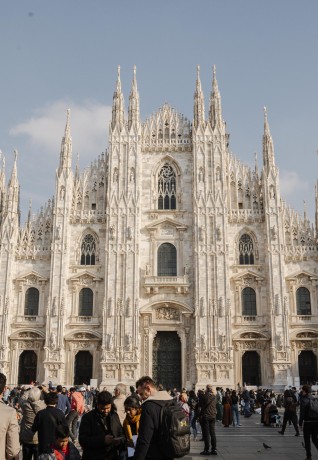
[0,65,318,390]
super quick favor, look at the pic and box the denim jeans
[189,411,198,437]
[66,410,79,441]
[244,401,250,417]
[232,404,240,426]
[201,416,216,452]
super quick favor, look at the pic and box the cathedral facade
[0,66,318,390]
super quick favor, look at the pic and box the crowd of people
[1,371,318,460]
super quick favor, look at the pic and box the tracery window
[80,234,96,265]
[296,287,311,315]
[157,243,177,276]
[158,164,176,210]
[239,234,254,265]
[24,287,39,316]
[242,287,257,316]
[79,288,93,316]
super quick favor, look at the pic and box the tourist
[222,390,232,427]
[215,387,223,421]
[38,425,81,460]
[199,384,217,456]
[278,389,299,436]
[299,384,318,460]
[188,389,199,439]
[133,375,173,459]
[56,384,71,416]
[0,372,20,460]
[231,390,241,427]
[241,387,251,417]
[123,395,141,450]
[113,383,127,425]
[32,391,67,455]
[20,386,45,460]
[178,392,190,417]
[66,387,85,442]
[79,390,124,460]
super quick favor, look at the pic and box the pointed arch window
[242,287,257,316]
[24,287,39,316]
[157,243,177,276]
[296,287,311,315]
[239,234,254,265]
[158,164,176,210]
[80,234,96,265]
[79,288,93,316]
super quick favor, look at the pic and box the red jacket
[71,392,84,415]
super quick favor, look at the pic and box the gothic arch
[10,329,45,340]
[232,330,270,341]
[151,158,182,211]
[78,229,99,265]
[235,228,259,264]
[140,299,193,315]
[64,330,102,341]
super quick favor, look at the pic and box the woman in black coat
[79,390,125,460]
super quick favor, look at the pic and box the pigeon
[263,443,271,449]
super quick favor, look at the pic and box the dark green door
[152,331,181,390]
[18,350,37,384]
[299,350,317,385]
[74,351,93,385]
[242,351,261,386]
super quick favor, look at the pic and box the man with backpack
[133,376,190,460]
[299,384,318,460]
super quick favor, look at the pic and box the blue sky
[1,0,318,222]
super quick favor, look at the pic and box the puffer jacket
[20,399,46,444]
[38,441,81,460]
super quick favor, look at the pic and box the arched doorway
[298,350,318,385]
[152,331,181,390]
[74,351,93,385]
[18,350,37,384]
[242,351,261,386]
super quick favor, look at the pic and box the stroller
[268,404,281,427]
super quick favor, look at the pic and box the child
[38,425,81,460]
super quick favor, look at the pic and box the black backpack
[308,397,318,420]
[156,399,190,458]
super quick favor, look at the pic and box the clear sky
[1,0,318,223]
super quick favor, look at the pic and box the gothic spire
[75,152,80,182]
[262,107,275,172]
[209,65,223,130]
[27,198,32,225]
[58,109,72,175]
[128,65,140,130]
[315,181,318,237]
[193,65,205,129]
[6,149,19,215]
[0,152,5,193]
[111,65,125,130]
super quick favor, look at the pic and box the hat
[79,387,86,392]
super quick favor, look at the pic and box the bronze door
[299,350,318,385]
[242,351,261,386]
[74,351,93,385]
[18,350,37,384]
[152,331,181,390]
